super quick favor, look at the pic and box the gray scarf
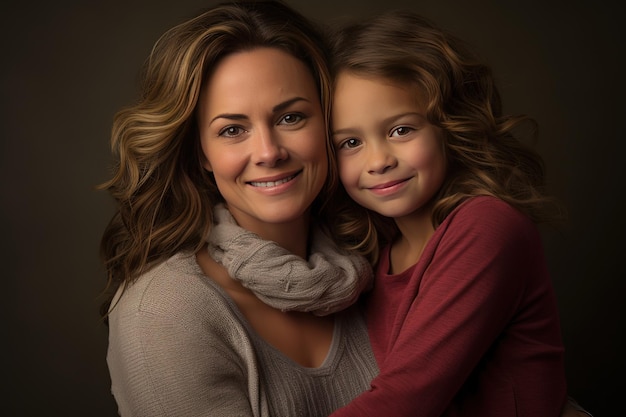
[206,204,373,316]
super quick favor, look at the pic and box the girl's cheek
[337,159,354,186]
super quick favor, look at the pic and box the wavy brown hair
[99,0,334,320]
[328,10,563,263]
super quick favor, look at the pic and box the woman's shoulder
[109,251,238,330]
[106,252,259,415]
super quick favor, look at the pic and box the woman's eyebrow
[209,113,247,125]
[272,97,309,113]
[209,97,310,125]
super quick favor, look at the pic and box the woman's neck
[234,213,311,258]
[259,223,310,258]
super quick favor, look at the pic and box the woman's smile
[247,170,302,188]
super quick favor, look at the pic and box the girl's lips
[368,178,410,190]
[366,178,410,195]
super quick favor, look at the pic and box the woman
[100,1,377,415]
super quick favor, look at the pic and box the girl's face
[198,48,328,235]
[331,73,446,221]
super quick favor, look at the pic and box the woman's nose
[251,127,288,167]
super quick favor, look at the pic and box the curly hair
[328,10,562,263]
[99,0,334,319]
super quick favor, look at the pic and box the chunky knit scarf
[206,204,373,316]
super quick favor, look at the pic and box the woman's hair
[328,10,562,263]
[99,0,334,319]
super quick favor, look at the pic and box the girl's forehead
[333,73,428,107]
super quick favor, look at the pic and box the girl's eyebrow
[382,112,424,125]
[209,97,309,125]
[332,112,425,136]
[331,126,357,136]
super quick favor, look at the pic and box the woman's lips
[247,170,301,188]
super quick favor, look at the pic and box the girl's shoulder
[456,195,517,213]
[443,196,537,241]
[452,196,530,224]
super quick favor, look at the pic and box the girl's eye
[219,126,245,137]
[390,126,413,137]
[279,113,304,125]
[338,138,362,149]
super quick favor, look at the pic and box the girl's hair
[99,0,334,319]
[329,10,562,263]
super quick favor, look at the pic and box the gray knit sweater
[107,252,379,416]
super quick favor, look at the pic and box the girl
[327,9,567,417]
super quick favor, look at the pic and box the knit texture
[107,252,379,416]
[207,204,373,315]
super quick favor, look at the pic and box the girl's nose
[367,142,397,174]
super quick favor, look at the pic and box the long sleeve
[107,255,266,417]
[330,197,566,417]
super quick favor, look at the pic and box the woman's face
[198,47,327,234]
[331,73,446,221]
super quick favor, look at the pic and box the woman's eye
[390,126,413,137]
[339,138,362,149]
[279,113,304,125]
[219,126,244,137]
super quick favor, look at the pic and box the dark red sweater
[331,196,567,417]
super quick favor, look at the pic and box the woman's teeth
[250,173,296,188]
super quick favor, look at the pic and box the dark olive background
[2,0,623,415]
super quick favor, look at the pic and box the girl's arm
[330,197,566,416]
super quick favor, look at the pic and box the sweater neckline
[178,251,345,375]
